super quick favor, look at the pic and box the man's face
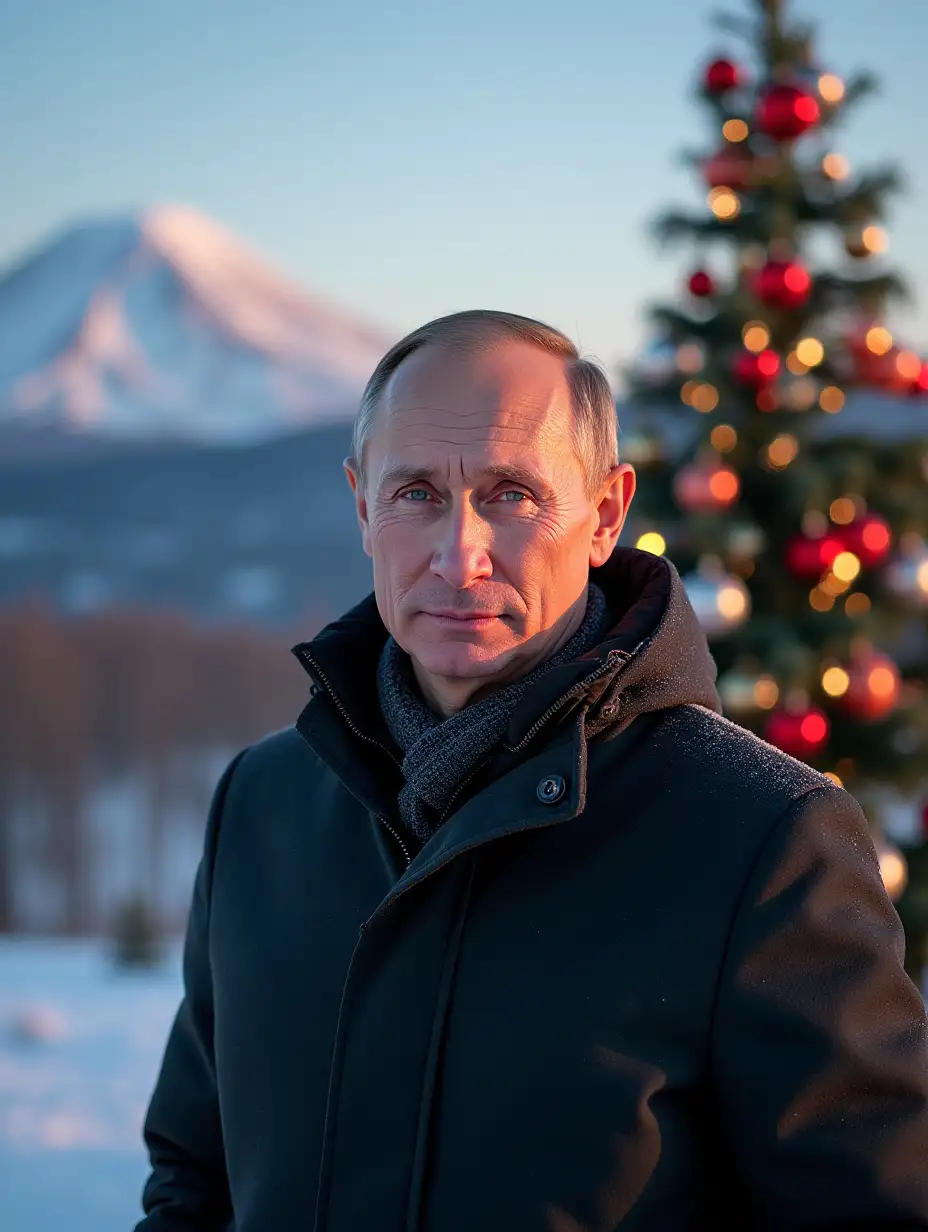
[346,339,635,709]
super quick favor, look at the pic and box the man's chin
[410,638,517,681]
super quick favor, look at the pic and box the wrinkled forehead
[370,340,577,473]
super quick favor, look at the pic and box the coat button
[536,774,566,804]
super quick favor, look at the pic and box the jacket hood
[293,547,721,752]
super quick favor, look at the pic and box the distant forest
[0,602,311,934]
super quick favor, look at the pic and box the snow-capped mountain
[0,206,394,440]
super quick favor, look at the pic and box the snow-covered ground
[0,937,184,1232]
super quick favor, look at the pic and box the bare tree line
[0,601,313,935]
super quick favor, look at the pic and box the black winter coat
[136,548,928,1231]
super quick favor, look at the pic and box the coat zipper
[505,648,628,754]
[378,814,412,868]
[297,647,402,768]
[299,644,634,864]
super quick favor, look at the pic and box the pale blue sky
[3,0,927,374]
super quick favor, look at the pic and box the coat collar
[293,548,720,747]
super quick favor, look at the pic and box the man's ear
[344,457,373,559]
[590,463,636,568]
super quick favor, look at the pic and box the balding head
[350,310,619,500]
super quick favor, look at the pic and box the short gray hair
[350,309,618,497]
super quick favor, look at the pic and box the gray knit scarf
[376,584,611,845]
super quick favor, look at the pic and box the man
[136,310,928,1231]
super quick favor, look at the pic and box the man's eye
[401,488,431,502]
[497,490,529,503]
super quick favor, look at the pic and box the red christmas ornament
[839,514,892,568]
[785,533,844,580]
[688,270,715,298]
[733,348,781,387]
[765,707,830,757]
[673,460,740,513]
[705,58,743,94]
[703,146,754,191]
[754,259,812,310]
[755,83,821,141]
[841,652,901,722]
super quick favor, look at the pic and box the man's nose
[430,501,493,589]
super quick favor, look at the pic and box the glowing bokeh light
[795,337,825,367]
[832,551,862,582]
[742,322,771,353]
[818,73,846,104]
[717,585,748,620]
[845,592,872,616]
[767,434,799,468]
[710,424,738,452]
[861,224,888,254]
[723,118,749,142]
[708,188,740,219]
[636,531,666,556]
[822,152,849,180]
[822,666,851,697]
[709,468,740,503]
[865,325,893,355]
[691,383,720,413]
[819,385,845,413]
[829,497,856,525]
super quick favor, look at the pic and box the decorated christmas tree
[624,0,928,975]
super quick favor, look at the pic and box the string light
[754,676,779,709]
[766,434,799,469]
[690,382,720,413]
[865,325,893,355]
[636,531,666,555]
[810,587,836,611]
[829,497,856,525]
[723,118,749,142]
[742,322,771,352]
[845,592,872,616]
[832,551,862,583]
[786,351,809,375]
[822,666,851,697]
[861,224,888,254]
[877,840,908,902]
[709,468,740,503]
[795,337,825,367]
[819,385,845,413]
[821,571,852,596]
[717,584,748,621]
[818,73,846,104]
[868,664,898,700]
[822,152,849,180]
[710,424,738,452]
[896,350,922,381]
[680,380,699,405]
[708,188,740,219]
